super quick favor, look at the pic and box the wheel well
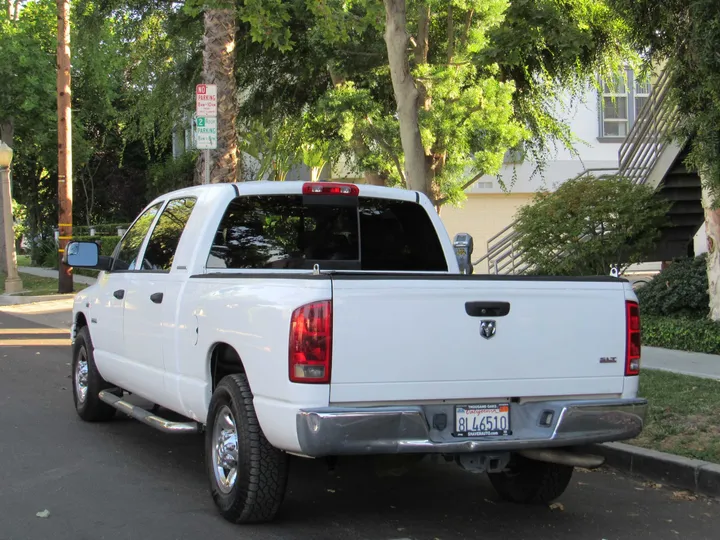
[75,313,88,337]
[210,343,245,391]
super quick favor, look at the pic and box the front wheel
[205,374,289,524]
[487,455,573,504]
[72,326,116,422]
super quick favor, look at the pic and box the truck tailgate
[329,276,629,404]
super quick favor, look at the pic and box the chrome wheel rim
[212,405,239,494]
[75,348,89,404]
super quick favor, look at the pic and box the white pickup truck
[65,181,646,524]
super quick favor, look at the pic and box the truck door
[122,197,198,407]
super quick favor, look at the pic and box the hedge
[636,255,709,319]
[642,316,720,355]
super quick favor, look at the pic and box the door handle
[113,289,125,300]
[150,292,164,304]
[465,301,510,317]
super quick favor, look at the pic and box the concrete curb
[0,293,77,306]
[594,442,720,498]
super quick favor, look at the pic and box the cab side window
[142,197,197,271]
[112,203,163,271]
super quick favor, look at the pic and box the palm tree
[198,6,239,183]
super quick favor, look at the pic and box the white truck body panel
[330,277,629,404]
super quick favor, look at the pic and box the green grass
[16,254,30,266]
[0,271,87,296]
[629,370,720,464]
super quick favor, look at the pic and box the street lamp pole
[0,142,23,294]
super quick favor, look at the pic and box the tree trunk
[198,8,239,184]
[703,184,720,320]
[364,171,387,186]
[383,0,429,197]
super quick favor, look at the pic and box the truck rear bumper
[296,398,647,457]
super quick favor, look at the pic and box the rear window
[207,194,448,271]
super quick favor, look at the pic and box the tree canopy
[0,0,649,247]
[234,0,640,205]
[609,0,720,206]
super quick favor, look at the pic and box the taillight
[289,301,332,383]
[302,182,359,196]
[625,301,641,376]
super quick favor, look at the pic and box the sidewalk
[0,297,74,329]
[643,346,720,380]
[19,266,97,285]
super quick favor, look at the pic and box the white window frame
[598,69,653,142]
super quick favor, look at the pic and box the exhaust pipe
[517,448,605,469]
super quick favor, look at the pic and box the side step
[99,390,201,434]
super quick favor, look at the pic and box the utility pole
[57,0,73,293]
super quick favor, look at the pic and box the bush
[642,316,720,354]
[514,174,670,275]
[636,255,709,319]
[30,237,59,269]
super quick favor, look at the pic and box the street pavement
[0,310,717,540]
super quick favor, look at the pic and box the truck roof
[148,180,422,207]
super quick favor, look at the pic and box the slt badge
[480,320,497,339]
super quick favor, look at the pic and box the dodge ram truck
[65,180,647,524]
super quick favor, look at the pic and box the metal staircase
[474,68,702,274]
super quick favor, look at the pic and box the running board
[98,390,201,434]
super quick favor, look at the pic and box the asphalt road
[0,311,717,540]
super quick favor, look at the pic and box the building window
[599,70,653,140]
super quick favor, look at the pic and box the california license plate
[454,403,511,437]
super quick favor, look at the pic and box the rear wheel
[205,374,289,524]
[487,455,573,504]
[72,326,116,422]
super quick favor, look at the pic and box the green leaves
[241,0,295,52]
[515,174,671,275]
[641,316,720,356]
[637,255,710,319]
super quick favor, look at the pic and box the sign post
[195,84,217,185]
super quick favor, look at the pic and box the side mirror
[63,241,102,268]
[453,233,474,275]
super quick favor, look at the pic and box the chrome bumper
[296,398,647,457]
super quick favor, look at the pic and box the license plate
[454,403,511,437]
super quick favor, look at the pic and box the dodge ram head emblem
[480,320,497,339]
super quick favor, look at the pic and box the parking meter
[453,233,474,275]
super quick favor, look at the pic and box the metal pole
[1,165,22,293]
[57,0,73,293]
[204,149,210,184]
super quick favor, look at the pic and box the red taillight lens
[626,301,641,376]
[289,300,332,383]
[302,182,359,196]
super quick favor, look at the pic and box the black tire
[72,326,116,422]
[487,455,573,504]
[205,374,289,524]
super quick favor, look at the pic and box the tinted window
[112,203,162,271]
[208,195,359,270]
[208,194,447,272]
[142,198,197,271]
[359,198,447,271]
